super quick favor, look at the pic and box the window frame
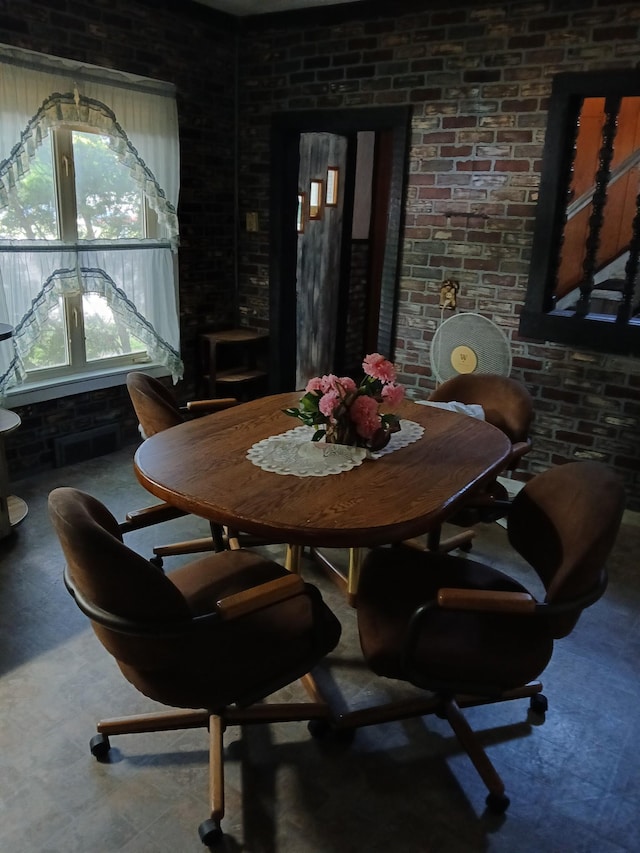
[9,125,156,383]
[519,69,640,356]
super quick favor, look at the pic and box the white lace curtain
[0,43,183,391]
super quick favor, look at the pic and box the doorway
[269,106,412,391]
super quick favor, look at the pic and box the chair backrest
[428,374,533,445]
[49,487,341,711]
[49,486,192,666]
[507,461,626,637]
[126,371,184,438]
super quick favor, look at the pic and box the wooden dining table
[134,391,512,598]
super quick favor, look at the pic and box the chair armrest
[120,502,188,533]
[184,398,239,415]
[506,438,532,469]
[401,586,538,689]
[437,587,537,614]
[215,574,306,621]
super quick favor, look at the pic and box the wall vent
[54,424,121,468]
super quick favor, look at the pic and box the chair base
[90,671,543,841]
[324,679,544,812]
[153,536,218,558]
[89,681,331,846]
[151,526,286,562]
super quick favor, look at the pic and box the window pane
[23,297,68,370]
[84,294,145,362]
[0,139,58,239]
[72,132,143,239]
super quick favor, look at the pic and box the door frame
[269,106,412,391]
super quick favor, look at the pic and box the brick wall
[236,0,640,509]
[0,0,237,476]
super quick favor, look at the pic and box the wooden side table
[0,408,27,538]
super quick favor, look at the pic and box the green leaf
[301,390,319,403]
[381,413,401,432]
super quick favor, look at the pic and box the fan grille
[431,313,512,384]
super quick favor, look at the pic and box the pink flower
[337,376,357,393]
[319,389,341,418]
[320,374,339,393]
[381,382,405,407]
[305,376,323,393]
[350,394,380,439]
[363,352,396,383]
[288,355,406,449]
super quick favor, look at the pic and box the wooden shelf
[203,329,268,345]
[197,328,269,401]
[216,368,268,384]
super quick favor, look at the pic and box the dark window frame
[519,70,640,355]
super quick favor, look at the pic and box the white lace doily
[247,419,424,477]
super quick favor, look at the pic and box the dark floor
[1,444,639,852]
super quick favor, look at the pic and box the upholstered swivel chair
[428,373,533,463]
[357,461,625,811]
[49,487,341,847]
[124,371,240,560]
[127,370,239,440]
[421,373,534,552]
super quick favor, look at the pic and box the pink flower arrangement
[283,353,405,451]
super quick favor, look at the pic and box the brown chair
[126,370,239,440]
[123,371,240,561]
[49,487,341,847]
[428,373,534,462]
[420,373,534,552]
[356,461,625,812]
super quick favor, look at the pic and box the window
[2,128,150,375]
[0,44,183,395]
[520,70,640,356]
[309,179,324,220]
[325,166,339,206]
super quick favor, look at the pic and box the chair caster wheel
[308,719,355,744]
[308,718,332,739]
[332,726,355,744]
[486,791,510,813]
[89,733,111,761]
[530,693,548,715]
[198,818,222,847]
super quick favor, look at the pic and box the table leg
[347,547,362,607]
[285,544,303,573]
[308,546,363,606]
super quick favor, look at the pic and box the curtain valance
[0,43,180,243]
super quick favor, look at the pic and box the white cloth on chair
[415,399,485,420]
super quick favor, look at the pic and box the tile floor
[1,445,639,852]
